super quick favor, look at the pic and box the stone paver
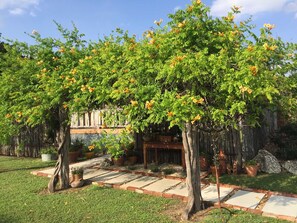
[201,184,233,203]
[33,158,297,221]
[142,178,181,193]
[91,171,125,182]
[262,195,297,218]
[165,182,188,197]
[69,155,110,169]
[120,176,160,189]
[33,155,110,177]
[225,190,265,209]
[165,183,206,197]
[83,169,111,180]
[37,168,55,176]
[104,173,141,185]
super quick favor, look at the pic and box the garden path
[32,157,297,222]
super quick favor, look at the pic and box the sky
[0,0,297,44]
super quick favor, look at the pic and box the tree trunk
[236,119,244,172]
[48,108,70,193]
[182,122,202,220]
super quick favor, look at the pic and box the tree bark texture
[236,119,244,172]
[48,108,70,193]
[182,122,202,220]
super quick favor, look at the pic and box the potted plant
[94,130,133,166]
[244,160,259,177]
[126,142,138,165]
[199,151,210,171]
[83,144,97,159]
[40,147,56,162]
[70,167,84,188]
[69,139,84,163]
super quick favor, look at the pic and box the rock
[282,160,297,175]
[253,149,281,173]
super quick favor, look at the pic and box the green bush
[244,160,258,166]
[162,168,176,175]
[70,139,84,152]
[92,130,134,159]
[40,147,56,154]
[272,123,297,160]
[149,165,160,173]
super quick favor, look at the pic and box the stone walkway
[32,157,297,222]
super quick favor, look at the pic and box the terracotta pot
[227,164,232,175]
[113,157,125,166]
[68,151,79,163]
[219,159,227,174]
[199,156,209,171]
[128,156,138,165]
[73,173,83,181]
[245,165,258,177]
[218,149,227,174]
[71,173,84,188]
[210,165,221,177]
[85,151,95,159]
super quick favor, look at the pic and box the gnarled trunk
[48,108,70,193]
[182,122,202,220]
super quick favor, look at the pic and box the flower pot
[219,159,227,174]
[41,154,52,162]
[112,157,125,166]
[85,151,95,159]
[71,173,84,188]
[69,151,79,163]
[128,156,138,165]
[245,165,258,177]
[218,149,227,174]
[199,156,209,171]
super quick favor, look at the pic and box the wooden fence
[1,109,277,161]
[138,110,278,165]
[0,126,45,158]
[70,109,128,128]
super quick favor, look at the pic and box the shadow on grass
[0,214,20,223]
[0,163,55,174]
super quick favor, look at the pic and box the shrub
[149,165,160,173]
[70,139,84,152]
[272,122,297,160]
[162,168,176,175]
[71,167,84,175]
[244,160,258,166]
[40,147,56,155]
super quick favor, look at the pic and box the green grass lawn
[0,156,291,223]
[208,172,297,194]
